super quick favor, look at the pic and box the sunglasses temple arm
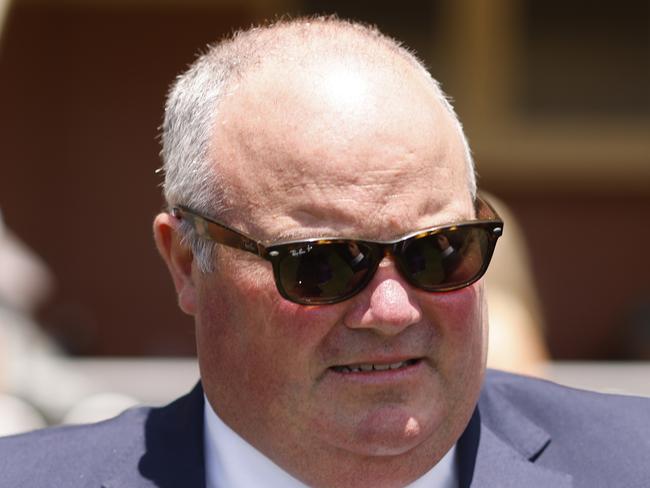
[173,208,268,258]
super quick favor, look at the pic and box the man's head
[154,17,496,487]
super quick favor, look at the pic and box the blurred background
[0,0,648,431]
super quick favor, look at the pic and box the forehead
[211,56,472,240]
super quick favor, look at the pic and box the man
[1,17,648,488]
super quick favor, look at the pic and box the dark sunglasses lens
[398,227,490,289]
[276,242,375,303]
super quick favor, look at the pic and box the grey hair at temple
[160,16,476,273]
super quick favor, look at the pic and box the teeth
[333,359,417,374]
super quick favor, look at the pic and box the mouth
[330,358,421,374]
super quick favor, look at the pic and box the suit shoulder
[0,405,152,486]
[481,368,650,449]
[482,369,650,480]
[483,368,650,415]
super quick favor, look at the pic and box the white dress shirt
[204,396,458,487]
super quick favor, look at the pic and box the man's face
[189,59,486,478]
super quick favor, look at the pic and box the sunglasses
[171,197,503,305]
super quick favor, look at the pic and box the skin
[155,50,487,487]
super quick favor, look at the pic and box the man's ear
[153,212,197,315]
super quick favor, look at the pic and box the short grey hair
[160,16,476,273]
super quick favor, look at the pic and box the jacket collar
[103,382,206,488]
[457,376,573,488]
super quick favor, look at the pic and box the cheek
[422,284,483,334]
[195,260,345,390]
[266,298,347,346]
[226,256,347,347]
[420,283,486,368]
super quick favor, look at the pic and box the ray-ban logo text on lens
[290,245,313,257]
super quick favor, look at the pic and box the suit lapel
[103,382,206,488]
[457,388,573,488]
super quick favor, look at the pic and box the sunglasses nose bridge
[375,242,398,266]
[370,244,413,291]
[378,241,414,285]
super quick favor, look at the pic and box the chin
[329,405,441,458]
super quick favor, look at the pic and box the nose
[343,258,422,335]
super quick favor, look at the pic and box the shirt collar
[203,396,457,488]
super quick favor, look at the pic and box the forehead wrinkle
[281,196,456,240]
[270,147,441,193]
[240,188,472,245]
[227,159,468,241]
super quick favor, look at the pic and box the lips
[331,358,420,374]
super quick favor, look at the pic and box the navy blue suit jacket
[1,370,648,487]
